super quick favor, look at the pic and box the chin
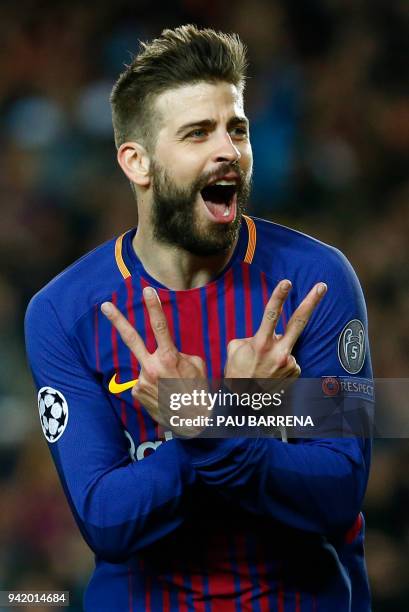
[183,215,242,257]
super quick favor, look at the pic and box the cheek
[155,147,204,185]
[175,162,204,187]
[241,145,253,174]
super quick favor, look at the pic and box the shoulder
[249,216,358,290]
[251,216,344,265]
[25,232,131,335]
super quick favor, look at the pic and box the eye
[187,129,207,139]
[231,126,248,139]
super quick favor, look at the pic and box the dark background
[0,1,408,610]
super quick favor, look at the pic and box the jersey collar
[114,214,257,286]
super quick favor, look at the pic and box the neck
[132,224,238,290]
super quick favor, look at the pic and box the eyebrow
[175,116,249,137]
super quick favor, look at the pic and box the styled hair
[110,24,247,150]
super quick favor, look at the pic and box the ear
[117,141,151,188]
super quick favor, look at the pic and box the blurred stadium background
[0,1,408,610]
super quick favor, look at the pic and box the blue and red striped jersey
[25,216,373,611]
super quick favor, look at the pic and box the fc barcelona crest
[338,319,366,374]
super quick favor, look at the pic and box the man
[25,25,373,611]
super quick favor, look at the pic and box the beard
[150,159,252,256]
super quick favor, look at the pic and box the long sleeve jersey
[25,216,373,611]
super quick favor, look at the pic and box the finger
[101,302,149,364]
[283,356,301,378]
[276,355,301,378]
[254,280,292,345]
[186,354,207,372]
[292,364,301,378]
[281,365,301,380]
[281,282,327,351]
[143,286,177,353]
[277,354,296,372]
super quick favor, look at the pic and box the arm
[179,433,369,534]
[178,250,372,535]
[25,293,196,563]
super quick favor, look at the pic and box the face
[148,81,253,256]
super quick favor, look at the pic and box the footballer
[26,26,373,611]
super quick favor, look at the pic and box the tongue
[204,200,228,219]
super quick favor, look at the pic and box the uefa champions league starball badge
[38,387,69,443]
[338,319,366,374]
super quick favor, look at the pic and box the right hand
[101,286,207,427]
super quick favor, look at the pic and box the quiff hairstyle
[110,24,248,151]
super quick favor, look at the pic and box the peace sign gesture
[101,286,207,424]
[224,280,327,378]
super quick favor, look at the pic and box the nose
[212,131,241,163]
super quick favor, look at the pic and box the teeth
[223,206,230,216]
[214,180,236,186]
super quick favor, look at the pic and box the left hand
[224,280,327,378]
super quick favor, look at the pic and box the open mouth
[200,181,238,223]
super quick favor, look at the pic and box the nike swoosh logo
[108,374,138,394]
